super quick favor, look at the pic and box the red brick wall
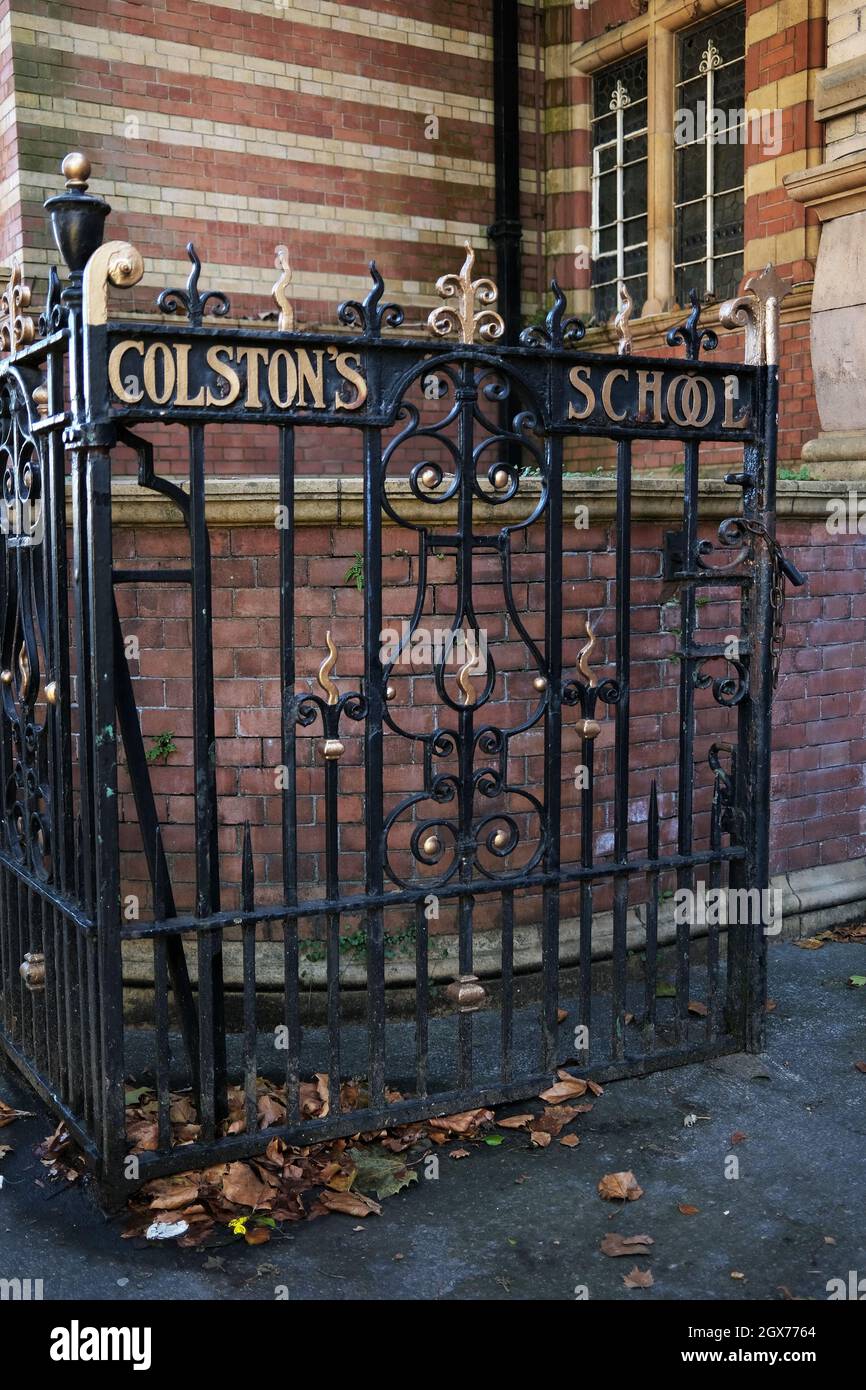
[110,504,858,938]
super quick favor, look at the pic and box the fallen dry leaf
[428,1109,493,1136]
[319,1189,381,1217]
[598,1170,643,1202]
[529,1130,551,1148]
[497,1114,534,1130]
[731,1131,747,1145]
[687,1000,708,1017]
[556,1007,568,1023]
[244,1225,271,1246]
[623,1266,654,1289]
[791,936,825,950]
[765,999,777,1012]
[538,1079,588,1103]
[448,1148,470,1160]
[600,1233,654,1257]
[559,1134,579,1148]
[0,1099,31,1128]
[854,1061,866,1074]
[531,1104,583,1137]
[222,1161,274,1210]
[678,1203,700,1216]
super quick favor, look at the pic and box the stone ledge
[784,149,866,220]
[100,474,840,529]
[814,52,866,123]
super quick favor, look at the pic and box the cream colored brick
[746,8,779,44]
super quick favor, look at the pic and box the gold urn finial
[427,241,505,346]
[62,152,91,190]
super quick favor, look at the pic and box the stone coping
[98,474,842,528]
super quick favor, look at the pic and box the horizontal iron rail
[0,1031,101,1166]
[119,845,747,940]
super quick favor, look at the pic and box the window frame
[590,63,649,324]
[673,7,746,304]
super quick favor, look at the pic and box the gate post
[724,278,786,1053]
[46,158,142,1193]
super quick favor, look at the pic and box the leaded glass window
[674,5,745,306]
[590,52,648,324]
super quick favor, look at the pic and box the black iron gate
[0,156,803,1201]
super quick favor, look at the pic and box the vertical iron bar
[85,444,125,1181]
[675,439,700,1040]
[643,779,659,1050]
[500,887,514,1084]
[414,897,428,1098]
[187,424,226,1137]
[541,435,563,1072]
[241,821,257,1136]
[278,426,301,1123]
[363,424,386,1108]
[611,439,631,1061]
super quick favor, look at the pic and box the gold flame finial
[272,245,294,332]
[614,281,633,356]
[577,620,597,689]
[316,631,340,707]
[427,241,505,346]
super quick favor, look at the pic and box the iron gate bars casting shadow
[0,157,804,1204]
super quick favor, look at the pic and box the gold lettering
[174,343,206,408]
[236,346,269,409]
[267,348,299,409]
[108,340,144,404]
[334,351,367,411]
[666,374,714,428]
[143,342,175,406]
[722,374,749,429]
[601,367,629,422]
[205,346,241,407]
[567,365,595,421]
[637,370,664,424]
[296,348,325,408]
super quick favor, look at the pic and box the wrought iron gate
[0,156,803,1202]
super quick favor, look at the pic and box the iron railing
[0,156,803,1204]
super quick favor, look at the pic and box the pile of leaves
[120,1069,601,1247]
[793,922,866,949]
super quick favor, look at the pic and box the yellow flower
[228,1216,248,1236]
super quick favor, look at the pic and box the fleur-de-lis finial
[609,79,631,112]
[338,262,404,339]
[428,241,505,346]
[614,281,633,356]
[519,279,585,350]
[272,245,294,332]
[700,39,722,73]
[1,262,36,357]
[157,242,230,328]
[667,287,718,360]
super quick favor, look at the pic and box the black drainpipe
[488,0,522,344]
